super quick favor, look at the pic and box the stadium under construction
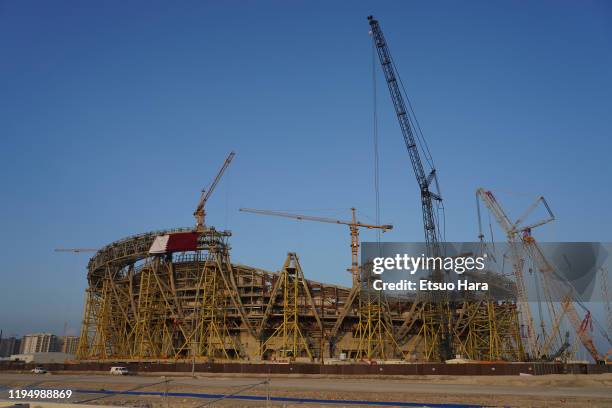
[75,225,523,362]
[75,16,610,365]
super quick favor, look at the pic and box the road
[0,372,611,407]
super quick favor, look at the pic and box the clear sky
[1,1,611,337]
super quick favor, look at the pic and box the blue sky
[0,1,611,336]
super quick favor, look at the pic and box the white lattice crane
[476,188,546,357]
[600,267,611,339]
[476,188,605,363]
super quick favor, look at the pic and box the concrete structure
[9,352,74,364]
[61,336,79,355]
[21,333,59,354]
[0,337,20,358]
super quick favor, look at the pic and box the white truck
[109,366,129,375]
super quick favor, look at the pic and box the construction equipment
[525,239,604,363]
[476,188,543,358]
[240,207,401,360]
[368,15,452,361]
[542,331,571,361]
[77,190,523,363]
[539,299,572,360]
[600,267,612,338]
[477,188,605,363]
[194,151,235,231]
[367,16,442,261]
[240,207,391,287]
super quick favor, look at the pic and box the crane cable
[372,34,381,245]
[389,54,435,171]
[388,43,446,243]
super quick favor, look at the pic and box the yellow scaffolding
[260,253,322,360]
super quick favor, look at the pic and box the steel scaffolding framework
[77,227,523,362]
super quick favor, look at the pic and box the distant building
[60,336,79,355]
[21,333,59,353]
[0,337,21,357]
[9,352,74,364]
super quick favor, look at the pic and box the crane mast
[367,16,442,260]
[240,206,401,358]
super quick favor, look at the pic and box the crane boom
[369,15,452,361]
[239,208,392,231]
[476,188,538,357]
[368,15,442,259]
[240,207,392,289]
[477,188,603,363]
[524,240,603,363]
[194,151,235,230]
[599,267,612,337]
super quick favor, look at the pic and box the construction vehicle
[477,188,606,363]
[368,15,451,360]
[475,188,548,358]
[367,16,442,260]
[525,237,605,363]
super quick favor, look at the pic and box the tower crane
[240,207,398,357]
[194,151,235,232]
[239,207,392,287]
[55,153,236,254]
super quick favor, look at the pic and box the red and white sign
[149,232,199,254]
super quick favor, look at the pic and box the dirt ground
[0,371,611,407]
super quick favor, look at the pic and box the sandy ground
[0,371,611,407]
